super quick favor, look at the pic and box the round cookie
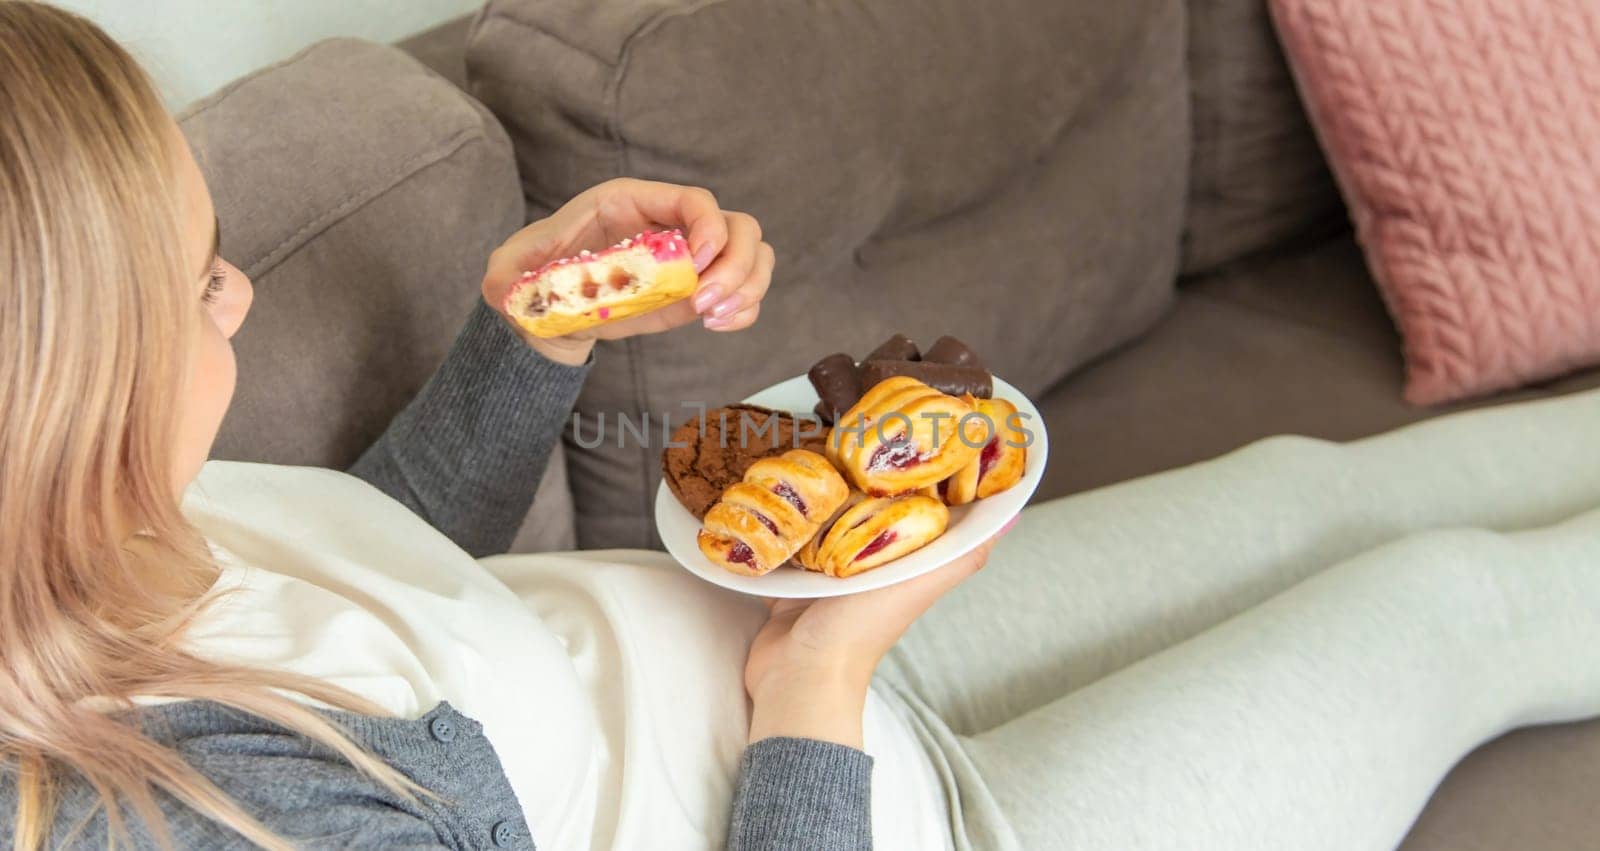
[661,404,828,518]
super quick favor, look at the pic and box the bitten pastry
[940,396,1028,505]
[503,229,698,338]
[697,450,849,576]
[829,377,984,496]
[798,494,949,577]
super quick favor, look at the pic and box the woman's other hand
[482,179,773,365]
[743,519,1017,749]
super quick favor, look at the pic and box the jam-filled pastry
[698,449,849,576]
[802,494,950,577]
[940,396,1028,505]
[830,376,984,497]
[503,229,699,338]
[824,376,930,473]
[794,492,865,572]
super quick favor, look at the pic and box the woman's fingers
[480,219,563,309]
[705,301,761,332]
[596,179,728,271]
[702,234,772,330]
[705,239,774,329]
[843,526,1008,623]
[692,211,762,316]
[906,533,999,599]
[769,597,811,617]
[905,518,1017,603]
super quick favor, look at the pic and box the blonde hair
[0,3,420,847]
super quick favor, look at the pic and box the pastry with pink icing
[503,229,698,338]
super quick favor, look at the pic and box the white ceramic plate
[655,374,1049,598]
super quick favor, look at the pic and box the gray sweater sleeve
[349,302,590,557]
[728,737,874,849]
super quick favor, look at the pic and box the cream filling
[513,247,666,318]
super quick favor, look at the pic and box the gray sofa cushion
[466,0,1192,548]
[1182,0,1344,275]
[183,38,575,553]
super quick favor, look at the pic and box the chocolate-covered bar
[858,359,993,399]
[864,333,920,363]
[807,352,864,423]
[922,335,984,370]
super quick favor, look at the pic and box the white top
[180,462,952,850]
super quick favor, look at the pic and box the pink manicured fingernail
[704,315,733,330]
[692,285,721,312]
[709,294,742,319]
[693,243,717,273]
[999,515,1021,537]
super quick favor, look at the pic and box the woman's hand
[743,519,1017,749]
[482,178,774,365]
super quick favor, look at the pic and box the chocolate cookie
[661,404,828,518]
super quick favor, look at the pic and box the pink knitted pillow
[1270,0,1600,404]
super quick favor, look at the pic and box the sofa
[181,1,1600,847]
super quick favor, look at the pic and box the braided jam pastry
[939,396,1028,505]
[794,492,864,572]
[697,450,849,576]
[504,230,699,338]
[796,494,950,578]
[828,376,985,497]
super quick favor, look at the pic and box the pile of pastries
[663,334,1029,579]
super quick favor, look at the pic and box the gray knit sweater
[1,304,873,849]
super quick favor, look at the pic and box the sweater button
[428,716,457,744]
[491,820,519,847]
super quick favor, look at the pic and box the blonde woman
[6,3,1600,851]
[0,3,998,848]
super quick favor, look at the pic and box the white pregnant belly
[481,549,952,851]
